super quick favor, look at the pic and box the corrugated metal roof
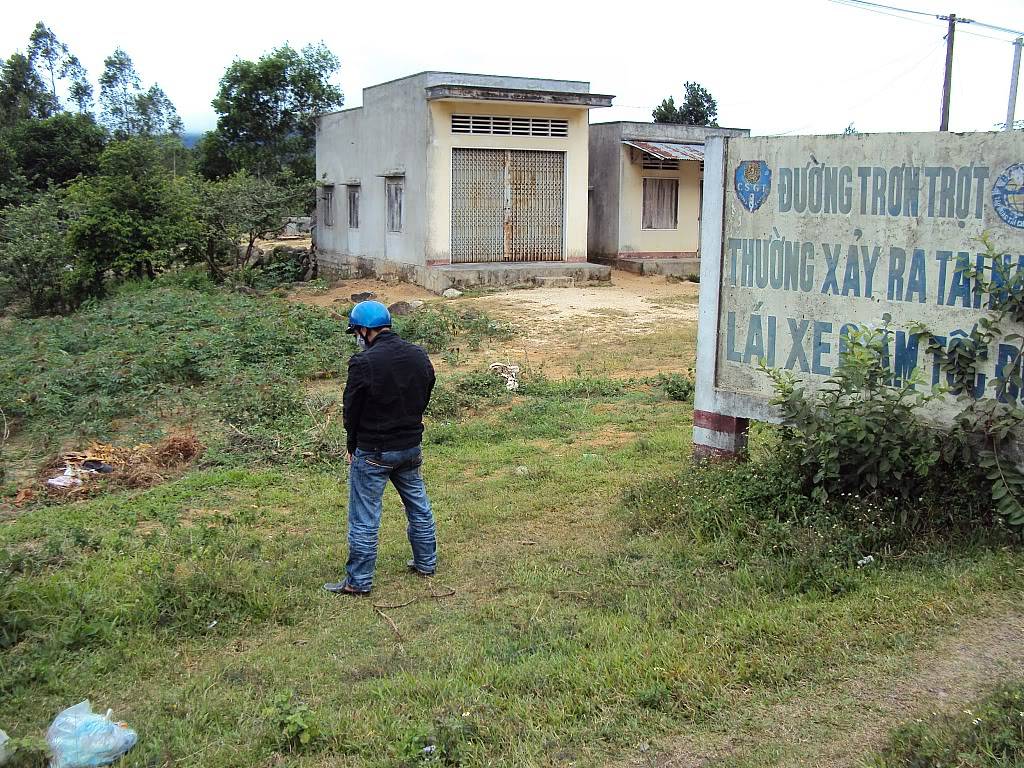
[622,140,705,161]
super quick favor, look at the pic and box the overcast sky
[3,0,1022,136]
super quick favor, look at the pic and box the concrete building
[315,72,614,292]
[588,122,749,277]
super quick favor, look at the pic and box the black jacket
[343,331,435,453]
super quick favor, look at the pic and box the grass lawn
[1,275,1022,767]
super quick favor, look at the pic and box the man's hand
[346,452,353,465]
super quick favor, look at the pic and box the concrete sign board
[694,132,1024,458]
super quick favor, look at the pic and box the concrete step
[534,276,575,288]
[617,257,700,277]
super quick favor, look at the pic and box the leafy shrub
[623,422,1008,584]
[395,307,514,353]
[262,691,322,753]
[764,324,941,504]
[427,371,510,420]
[657,372,694,402]
[66,138,199,285]
[0,189,85,316]
[397,713,481,766]
[866,681,1024,767]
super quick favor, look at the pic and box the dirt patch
[617,608,1024,768]
[287,278,436,309]
[448,271,699,377]
[579,426,637,449]
[287,270,699,377]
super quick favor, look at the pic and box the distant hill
[181,131,204,148]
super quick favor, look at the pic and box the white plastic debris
[489,362,520,392]
[0,728,9,766]
[47,700,137,768]
[857,554,875,568]
[46,468,83,489]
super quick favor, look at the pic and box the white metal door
[451,148,564,263]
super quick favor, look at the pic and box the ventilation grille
[451,114,569,138]
[642,157,680,171]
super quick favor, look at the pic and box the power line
[828,0,943,29]
[828,0,1024,129]
[829,0,935,18]
[829,0,1024,37]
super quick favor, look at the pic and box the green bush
[262,691,323,753]
[0,189,85,315]
[866,682,1024,767]
[657,372,694,402]
[66,137,200,286]
[764,324,941,504]
[394,306,514,353]
[427,371,510,420]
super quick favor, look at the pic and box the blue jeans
[345,445,436,591]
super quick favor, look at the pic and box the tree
[135,84,183,136]
[0,136,28,208]
[652,81,719,126]
[98,48,140,136]
[67,137,198,286]
[99,48,182,138]
[0,53,52,127]
[185,171,305,279]
[8,112,106,190]
[27,22,92,114]
[193,129,235,180]
[0,188,82,315]
[207,43,343,178]
[843,123,858,135]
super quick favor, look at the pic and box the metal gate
[451,148,564,263]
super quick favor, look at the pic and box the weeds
[393,306,515,353]
[262,691,322,753]
[866,681,1024,767]
[0,279,348,441]
[656,372,695,402]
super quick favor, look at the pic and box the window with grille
[347,186,359,229]
[642,157,680,171]
[642,178,678,230]
[386,179,403,233]
[321,185,335,227]
[451,114,569,138]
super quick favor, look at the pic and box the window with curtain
[642,178,678,229]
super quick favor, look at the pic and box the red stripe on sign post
[692,411,750,461]
[693,410,747,433]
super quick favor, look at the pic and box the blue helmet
[347,300,391,333]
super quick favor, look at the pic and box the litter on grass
[47,701,137,768]
[42,434,204,495]
[490,362,521,392]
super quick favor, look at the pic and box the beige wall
[619,145,701,255]
[426,100,591,262]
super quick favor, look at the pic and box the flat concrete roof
[426,84,613,108]
[366,71,593,94]
[590,121,750,140]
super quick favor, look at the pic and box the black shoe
[407,559,435,577]
[323,580,371,596]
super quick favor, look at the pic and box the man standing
[324,300,438,596]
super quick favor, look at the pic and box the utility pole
[939,13,957,130]
[1008,36,1023,130]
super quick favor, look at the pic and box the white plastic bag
[0,728,9,766]
[47,701,137,768]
